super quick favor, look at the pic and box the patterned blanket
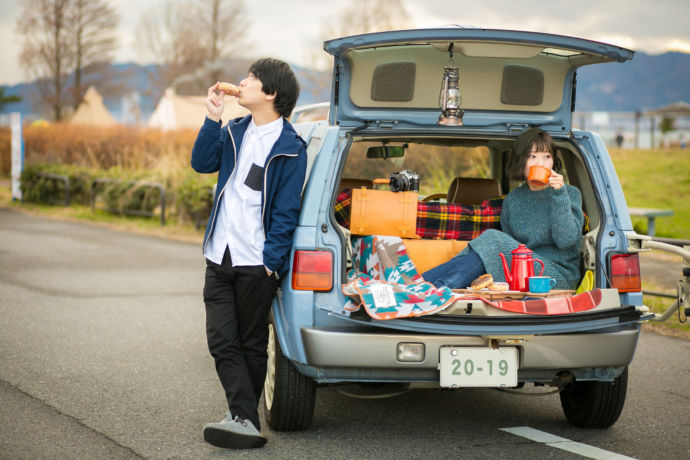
[334,189,504,240]
[342,235,458,319]
[342,235,603,320]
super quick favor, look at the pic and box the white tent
[147,88,249,130]
[70,86,118,126]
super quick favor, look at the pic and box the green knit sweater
[468,184,584,289]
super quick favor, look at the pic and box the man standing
[191,58,307,449]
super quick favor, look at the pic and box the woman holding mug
[422,127,584,290]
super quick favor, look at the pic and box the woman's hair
[507,127,563,181]
[248,58,300,119]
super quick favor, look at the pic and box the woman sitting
[422,128,584,290]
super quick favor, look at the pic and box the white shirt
[204,117,284,266]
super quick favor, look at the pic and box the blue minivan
[262,28,689,431]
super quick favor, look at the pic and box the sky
[2,0,690,86]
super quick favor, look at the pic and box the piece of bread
[488,282,509,291]
[218,82,239,96]
[470,273,493,290]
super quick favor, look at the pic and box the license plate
[439,347,518,388]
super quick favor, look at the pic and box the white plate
[439,347,518,388]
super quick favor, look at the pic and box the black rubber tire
[559,367,628,428]
[263,311,316,431]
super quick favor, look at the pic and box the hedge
[19,163,216,226]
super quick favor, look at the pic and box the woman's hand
[548,170,564,190]
[205,82,224,122]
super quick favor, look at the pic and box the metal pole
[159,185,166,226]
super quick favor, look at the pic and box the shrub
[20,163,94,205]
[177,171,216,222]
[16,124,213,223]
[19,162,216,225]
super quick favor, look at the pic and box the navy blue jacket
[191,115,307,276]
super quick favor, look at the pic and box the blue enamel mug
[528,276,557,293]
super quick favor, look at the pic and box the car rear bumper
[300,325,640,382]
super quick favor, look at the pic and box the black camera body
[389,170,419,192]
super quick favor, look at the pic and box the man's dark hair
[507,127,563,181]
[249,58,300,118]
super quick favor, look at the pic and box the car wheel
[559,366,628,428]
[263,311,316,431]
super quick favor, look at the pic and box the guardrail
[641,238,690,311]
[651,236,690,247]
[36,173,70,206]
[90,178,166,226]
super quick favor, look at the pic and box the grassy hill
[610,148,690,239]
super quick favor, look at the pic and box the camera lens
[389,176,404,192]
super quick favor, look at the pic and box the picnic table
[628,207,674,236]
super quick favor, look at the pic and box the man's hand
[205,82,224,122]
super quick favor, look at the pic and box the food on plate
[488,282,509,291]
[218,82,239,96]
[470,273,493,290]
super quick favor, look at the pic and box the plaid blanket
[458,289,603,315]
[334,189,503,240]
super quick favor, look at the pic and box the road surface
[1,208,688,459]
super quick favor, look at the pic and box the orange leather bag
[350,187,418,238]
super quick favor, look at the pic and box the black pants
[203,248,278,430]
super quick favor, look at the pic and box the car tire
[263,310,316,431]
[559,366,628,428]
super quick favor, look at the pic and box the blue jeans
[422,247,486,289]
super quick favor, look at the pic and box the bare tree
[17,0,74,121]
[68,0,119,110]
[16,0,119,120]
[199,0,251,63]
[325,0,412,39]
[305,0,412,102]
[136,0,251,92]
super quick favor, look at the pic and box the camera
[389,170,419,192]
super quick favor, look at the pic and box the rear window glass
[342,141,492,196]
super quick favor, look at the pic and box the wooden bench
[628,207,674,236]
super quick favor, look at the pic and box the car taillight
[292,250,333,291]
[610,253,641,292]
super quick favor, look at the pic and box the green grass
[610,148,690,239]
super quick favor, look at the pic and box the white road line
[500,426,636,460]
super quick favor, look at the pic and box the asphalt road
[1,208,688,459]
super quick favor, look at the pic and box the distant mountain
[575,51,690,112]
[0,62,330,123]
[2,52,688,121]
[0,63,164,122]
